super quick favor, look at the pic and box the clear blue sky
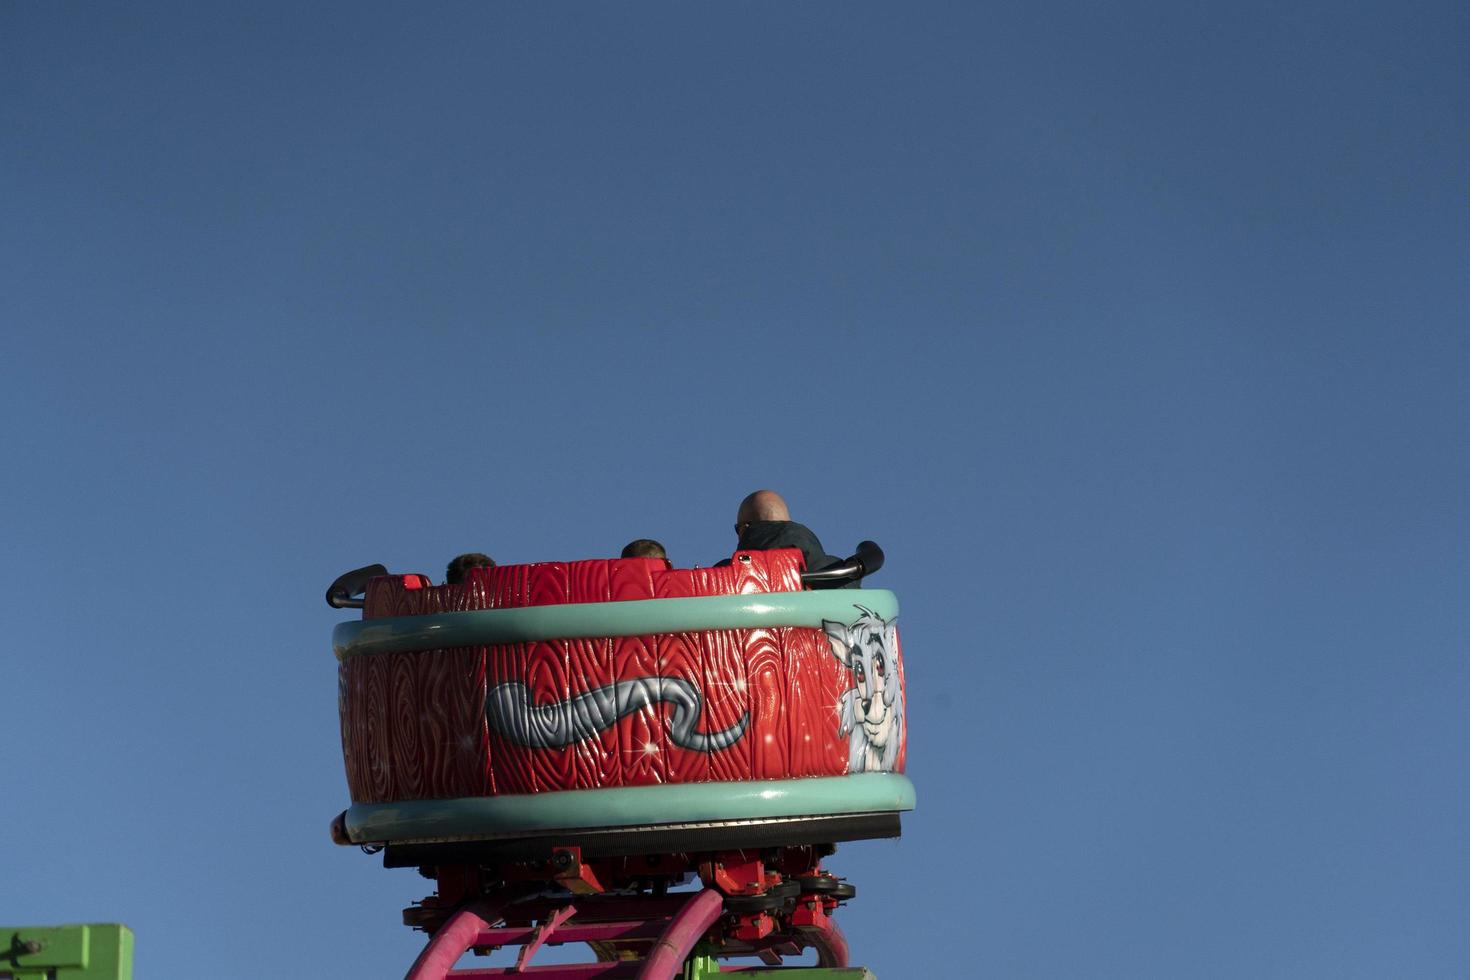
[3,3,1467,977]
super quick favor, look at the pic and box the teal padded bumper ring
[345,773,916,844]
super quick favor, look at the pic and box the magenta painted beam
[448,964,640,978]
[809,919,850,968]
[472,920,669,948]
[404,893,540,980]
[633,889,725,980]
[405,902,500,980]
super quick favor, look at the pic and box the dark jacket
[733,520,843,577]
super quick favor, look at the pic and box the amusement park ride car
[326,540,913,979]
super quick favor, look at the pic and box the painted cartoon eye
[854,663,866,685]
[873,654,886,678]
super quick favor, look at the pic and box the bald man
[725,489,844,578]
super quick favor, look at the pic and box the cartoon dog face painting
[823,606,904,773]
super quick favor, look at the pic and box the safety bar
[800,540,884,587]
[325,563,388,609]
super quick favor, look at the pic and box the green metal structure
[682,954,875,979]
[2,925,133,980]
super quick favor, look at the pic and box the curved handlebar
[800,540,884,587]
[326,563,388,609]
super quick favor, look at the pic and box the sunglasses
[734,521,751,536]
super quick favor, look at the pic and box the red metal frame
[400,846,854,979]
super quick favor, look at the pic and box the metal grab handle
[325,563,388,609]
[800,540,884,586]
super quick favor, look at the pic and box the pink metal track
[630,889,724,979]
[404,898,512,980]
[403,889,726,980]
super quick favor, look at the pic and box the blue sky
[2,2,1467,977]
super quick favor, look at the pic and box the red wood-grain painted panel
[527,563,570,608]
[390,587,420,617]
[730,554,771,594]
[340,658,371,801]
[362,651,394,802]
[660,630,709,783]
[458,567,494,611]
[613,634,666,785]
[687,567,716,596]
[783,627,843,777]
[609,560,656,602]
[651,571,706,782]
[525,639,576,792]
[389,578,438,618]
[567,636,618,789]
[417,647,491,797]
[389,652,424,799]
[347,656,372,800]
[701,628,753,782]
[354,657,376,800]
[765,550,805,592]
[492,564,531,609]
[704,564,737,596]
[744,628,789,779]
[418,585,447,616]
[338,667,355,796]
[568,560,611,604]
[654,569,699,599]
[485,642,537,794]
[363,579,397,619]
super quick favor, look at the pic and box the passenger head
[445,552,494,585]
[621,539,668,561]
[736,489,790,535]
